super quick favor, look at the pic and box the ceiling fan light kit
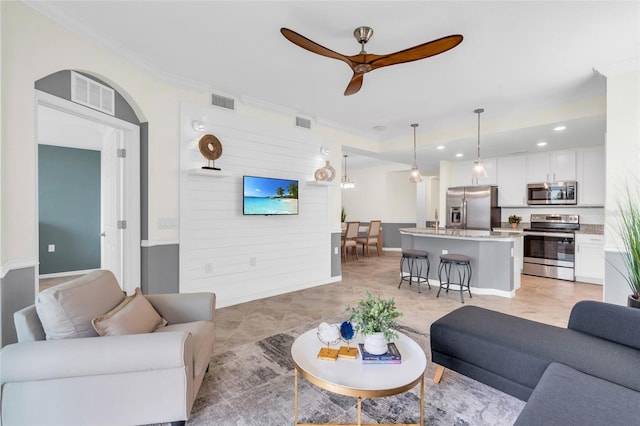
[280,26,463,96]
[471,108,488,179]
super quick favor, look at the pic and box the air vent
[296,117,311,129]
[70,71,115,115]
[211,93,235,110]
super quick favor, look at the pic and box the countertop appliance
[523,214,579,281]
[527,181,577,205]
[446,185,501,230]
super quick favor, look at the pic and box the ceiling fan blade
[280,28,353,67]
[344,73,364,96]
[369,34,463,69]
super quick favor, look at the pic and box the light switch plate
[48,244,55,253]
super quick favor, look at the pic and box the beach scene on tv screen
[244,176,299,215]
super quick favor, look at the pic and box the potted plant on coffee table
[615,187,640,308]
[508,214,522,229]
[346,291,403,355]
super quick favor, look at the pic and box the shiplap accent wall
[179,102,335,308]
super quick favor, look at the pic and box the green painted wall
[38,144,101,274]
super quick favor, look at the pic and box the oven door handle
[524,231,575,238]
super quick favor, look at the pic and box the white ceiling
[25,1,639,174]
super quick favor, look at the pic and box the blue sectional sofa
[430,301,640,425]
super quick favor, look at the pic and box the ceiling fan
[280,26,463,96]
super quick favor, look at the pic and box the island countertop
[399,227,523,241]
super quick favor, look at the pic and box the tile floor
[214,251,602,353]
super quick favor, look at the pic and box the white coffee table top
[291,328,427,398]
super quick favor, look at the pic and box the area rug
[186,323,525,425]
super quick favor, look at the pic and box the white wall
[179,102,336,307]
[341,166,417,224]
[603,67,640,305]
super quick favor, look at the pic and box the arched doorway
[35,71,142,293]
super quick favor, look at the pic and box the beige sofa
[0,270,216,426]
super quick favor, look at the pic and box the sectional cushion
[92,288,168,336]
[35,270,126,340]
[515,363,640,426]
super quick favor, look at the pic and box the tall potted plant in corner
[615,186,640,308]
[346,291,403,354]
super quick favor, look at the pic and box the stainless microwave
[527,181,577,205]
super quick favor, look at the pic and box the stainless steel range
[523,214,580,281]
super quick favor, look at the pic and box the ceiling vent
[211,93,235,110]
[70,71,115,116]
[296,117,312,129]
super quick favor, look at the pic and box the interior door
[101,128,124,285]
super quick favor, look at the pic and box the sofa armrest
[145,292,215,324]
[0,331,192,384]
[568,300,640,350]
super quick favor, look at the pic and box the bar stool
[398,249,430,293]
[437,254,472,303]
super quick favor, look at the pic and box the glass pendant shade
[409,123,422,183]
[471,158,487,178]
[471,108,487,179]
[409,165,423,183]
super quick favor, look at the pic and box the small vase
[363,332,388,355]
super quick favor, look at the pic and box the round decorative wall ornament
[198,134,223,170]
[314,160,336,181]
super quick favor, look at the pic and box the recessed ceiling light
[373,125,386,131]
[456,153,463,158]
[537,141,548,147]
[436,145,445,150]
[553,125,566,132]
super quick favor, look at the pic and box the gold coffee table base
[293,367,425,426]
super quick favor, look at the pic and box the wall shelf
[306,180,335,186]
[188,168,229,178]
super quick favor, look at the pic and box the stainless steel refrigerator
[446,185,501,230]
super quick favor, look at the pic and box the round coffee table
[291,328,427,426]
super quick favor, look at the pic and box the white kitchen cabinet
[497,155,527,206]
[453,158,497,187]
[575,233,605,284]
[576,146,605,206]
[527,150,576,183]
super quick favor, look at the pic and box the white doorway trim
[35,90,141,294]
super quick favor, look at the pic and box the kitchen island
[399,228,523,298]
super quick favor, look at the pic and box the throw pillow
[92,287,167,336]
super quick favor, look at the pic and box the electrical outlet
[48,244,55,253]
[249,257,256,267]
[442,249,448,255]
[204,263,212,273]
[334,247,338,255]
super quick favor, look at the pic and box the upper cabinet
[526,150,576,183]
[497,155,527,206]
[453,158,497,187]
[576,146,605,206]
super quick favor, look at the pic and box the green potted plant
[508,214,522,229]
[614,187,640,308]
[346,291,403,354]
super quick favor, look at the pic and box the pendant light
[409,123,423,183]
[471,108,488,179]
[341,154,355,189]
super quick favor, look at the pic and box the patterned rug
[186,322,525,425]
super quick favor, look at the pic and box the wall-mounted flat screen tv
[243,176,299,215]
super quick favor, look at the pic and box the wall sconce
[320,146,330,156]
[192,120,205,132]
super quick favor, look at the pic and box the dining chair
[357,220,382,257]
[342,221,360,261]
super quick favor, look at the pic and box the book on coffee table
[359,342,402,364]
